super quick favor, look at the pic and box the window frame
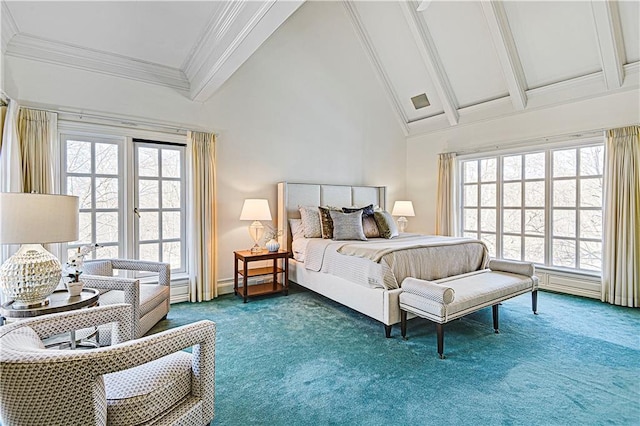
[58,121,190,282]
[457,136,604,276]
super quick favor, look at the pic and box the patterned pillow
[342,204,374,217]
[299,206,322,238]
[318,206,341,239]
[329,210,367,241]
[373,210,399,239]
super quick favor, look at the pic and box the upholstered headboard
[277,182,386,251]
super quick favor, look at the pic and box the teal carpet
[149,285,640,425]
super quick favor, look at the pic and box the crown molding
[343,1,410,136]
[189,0,304,102]
[5,33,190,92]
[1,2,19,53]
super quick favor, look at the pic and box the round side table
[1,288,100,348]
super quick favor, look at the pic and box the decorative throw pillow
[373,210,399,239]
[362,216,380,238]
[318,206,340,239]
[299,206,322,238]
[329,210,367,241]
[343,204,378,237]
[289,218,305,241]
[342,204,374,217]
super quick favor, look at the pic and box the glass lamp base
[397,216,408,233]
[250,244,263,254]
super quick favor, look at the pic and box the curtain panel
[189,131,218,302]
[17,108,56,194]
[435,152,456,236]
[602,125,640,307]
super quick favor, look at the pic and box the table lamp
[239,199,272,253]
[391,200,415,233]
[0,193,79,309]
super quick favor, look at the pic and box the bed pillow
[342,204,374,217]
[373,210,399,239]
[289,218,305,241]
[329,210,367,241]
[318,206,341,239]
[342,204,379,237]
[299,206,322,238]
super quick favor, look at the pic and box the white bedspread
[303,234,489,290]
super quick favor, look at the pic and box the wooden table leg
[234,256,239,295]
[243,261,248,303]
[284,256,289,296]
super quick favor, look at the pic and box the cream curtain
[435,152,457,236]
[18,108,56,194]
[0,104,6,154]
[601,125,640,307]
[0,100,22,193]
[189,131,217,302]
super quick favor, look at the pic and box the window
[62,135,123,260]
[459,139,603,273]
[134,140,186,272]
[61,133,187,275]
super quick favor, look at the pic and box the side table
[234,249,292,303]
[1,288,100,349]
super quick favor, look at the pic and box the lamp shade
[239,199,272,221]
[0,193,79,244]
[391,201,415,217]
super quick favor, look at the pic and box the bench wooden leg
[532,290,538,314]
[492,304,499,334]
[384,324,392,338]
[400,310,407,339]
[436,323,444,359]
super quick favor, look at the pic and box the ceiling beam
[342,1,410,136]
[400,1,459,126]
[480,1,527,111]
[591,0,625,89]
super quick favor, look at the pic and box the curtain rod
[13,100,217,136]
[449,126,614,157]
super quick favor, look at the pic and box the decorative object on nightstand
[392,200,415,233]
[264,228,283,252]
[240,199,273,253]
[63,244,101,297]
[0,193,79,309]
[234,249,291,303]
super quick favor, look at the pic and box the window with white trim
[61,133,187,276]
[459,139,604,274]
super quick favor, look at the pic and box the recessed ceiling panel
[423,1,509,108]
[618,1,640,64]
[5,1,220,68]
[353,1,444,122]
[504,1,602,89]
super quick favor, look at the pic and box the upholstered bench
[399,259,538,358]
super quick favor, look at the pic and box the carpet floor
[149,285,640,425]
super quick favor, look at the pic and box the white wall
[203,1,407,287]
[406,89,640,234]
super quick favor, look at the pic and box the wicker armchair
[0,304,216,426]
[82,259,171,345]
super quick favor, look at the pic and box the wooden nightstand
[233,249,292,303]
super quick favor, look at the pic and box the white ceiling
[2,0,639,137]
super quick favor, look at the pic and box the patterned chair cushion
[104,351,192,425]
[1,327,45,351]
[99,286,169,317]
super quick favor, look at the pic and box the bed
[277,182,489,337]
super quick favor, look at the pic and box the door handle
[134,207,141,218]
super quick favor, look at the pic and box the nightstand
[233,249,292,303]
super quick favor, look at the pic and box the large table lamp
[0,193,79,309]
[239,199,272,253]
[391,200,415,233]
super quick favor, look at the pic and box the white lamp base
[397,216,408,233]
[0,244,62,309]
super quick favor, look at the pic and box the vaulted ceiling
[2,1,639,137]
